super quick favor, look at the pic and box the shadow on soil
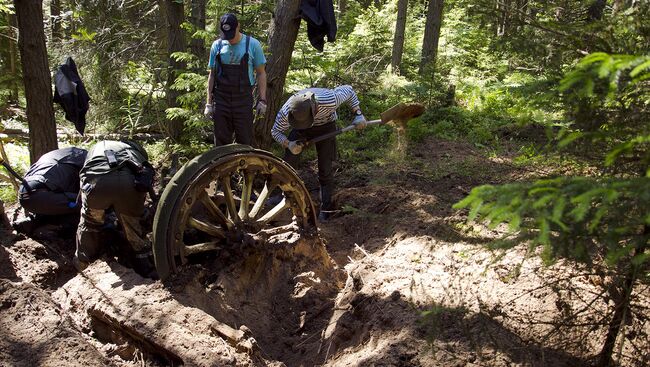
[321,290,591,366]
[318,138,526,264]
[417,304,591,367]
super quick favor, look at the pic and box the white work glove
[287,140,303,155]
[256,100,267,116]
[352,113,367,130]
[204,103,213,119]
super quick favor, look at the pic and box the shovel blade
[380,102,425,124]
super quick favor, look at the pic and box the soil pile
[1,222,347,366]
[0,279,112,366]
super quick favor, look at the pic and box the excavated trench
[44,228,350,366]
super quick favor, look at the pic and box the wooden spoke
[200,191,234,230]
[238,171,255,220]
[257,223,299,237]
[188,217,226,239]
[256,197,289,226]
[249,181,271,219]
[184,241,222,256]
[219,177,239,222]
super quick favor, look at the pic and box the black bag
[124,160,155,193]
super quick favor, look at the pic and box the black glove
[134,162,155,192]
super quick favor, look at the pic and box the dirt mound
[316,236,599,367]
[0,228,77,287]
[1,212,348,366]
[0,279,112,367]
[48,230,345,366]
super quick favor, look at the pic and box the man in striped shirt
[271,85,367,221]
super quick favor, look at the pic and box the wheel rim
[166,151,317,272]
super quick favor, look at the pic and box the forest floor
[1,136,648,366]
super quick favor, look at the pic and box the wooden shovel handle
[303,119,383,146]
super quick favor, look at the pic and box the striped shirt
[271,86,361,146]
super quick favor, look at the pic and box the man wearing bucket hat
[205,13,267,146]
[271,85,367,221]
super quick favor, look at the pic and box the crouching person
[74,140,157,279]
[15,147,87,234]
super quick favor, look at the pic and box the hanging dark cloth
[53,57,91,135]
[300,0,337,51]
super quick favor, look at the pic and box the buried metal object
[152,144,317,280]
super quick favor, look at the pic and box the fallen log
[2,129,166,142]
[64,132,167,142]
[53,261,265,366]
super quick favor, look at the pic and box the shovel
[0,155,29,192]
[302,102,425,145]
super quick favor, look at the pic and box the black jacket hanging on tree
[300,0,337,51]
[53,57,91,135]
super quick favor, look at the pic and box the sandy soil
[1,137,648,366]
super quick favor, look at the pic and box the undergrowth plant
[454,53,650,367]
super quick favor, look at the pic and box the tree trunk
[164,0,186,140]
[189,0,206,64]
[14,0,58,163]
[597,232,647,367]
[496,0,509,36]
[51,0,62,41]
[253,0,302,149]
[390,0,408,74]
[419,0,444,75]
[7,13,19,103]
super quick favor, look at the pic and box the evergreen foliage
[455,52,650,266]
[454,53,649,365]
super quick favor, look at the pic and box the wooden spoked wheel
[152,144,317,280]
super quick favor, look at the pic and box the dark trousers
[76,169,148,263]
[19,189,79,216]
[283,122,337,211]
[212,86,254,146]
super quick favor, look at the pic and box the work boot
[318,210,332,222]
[319,184,335,222]
[132,251,159,280]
